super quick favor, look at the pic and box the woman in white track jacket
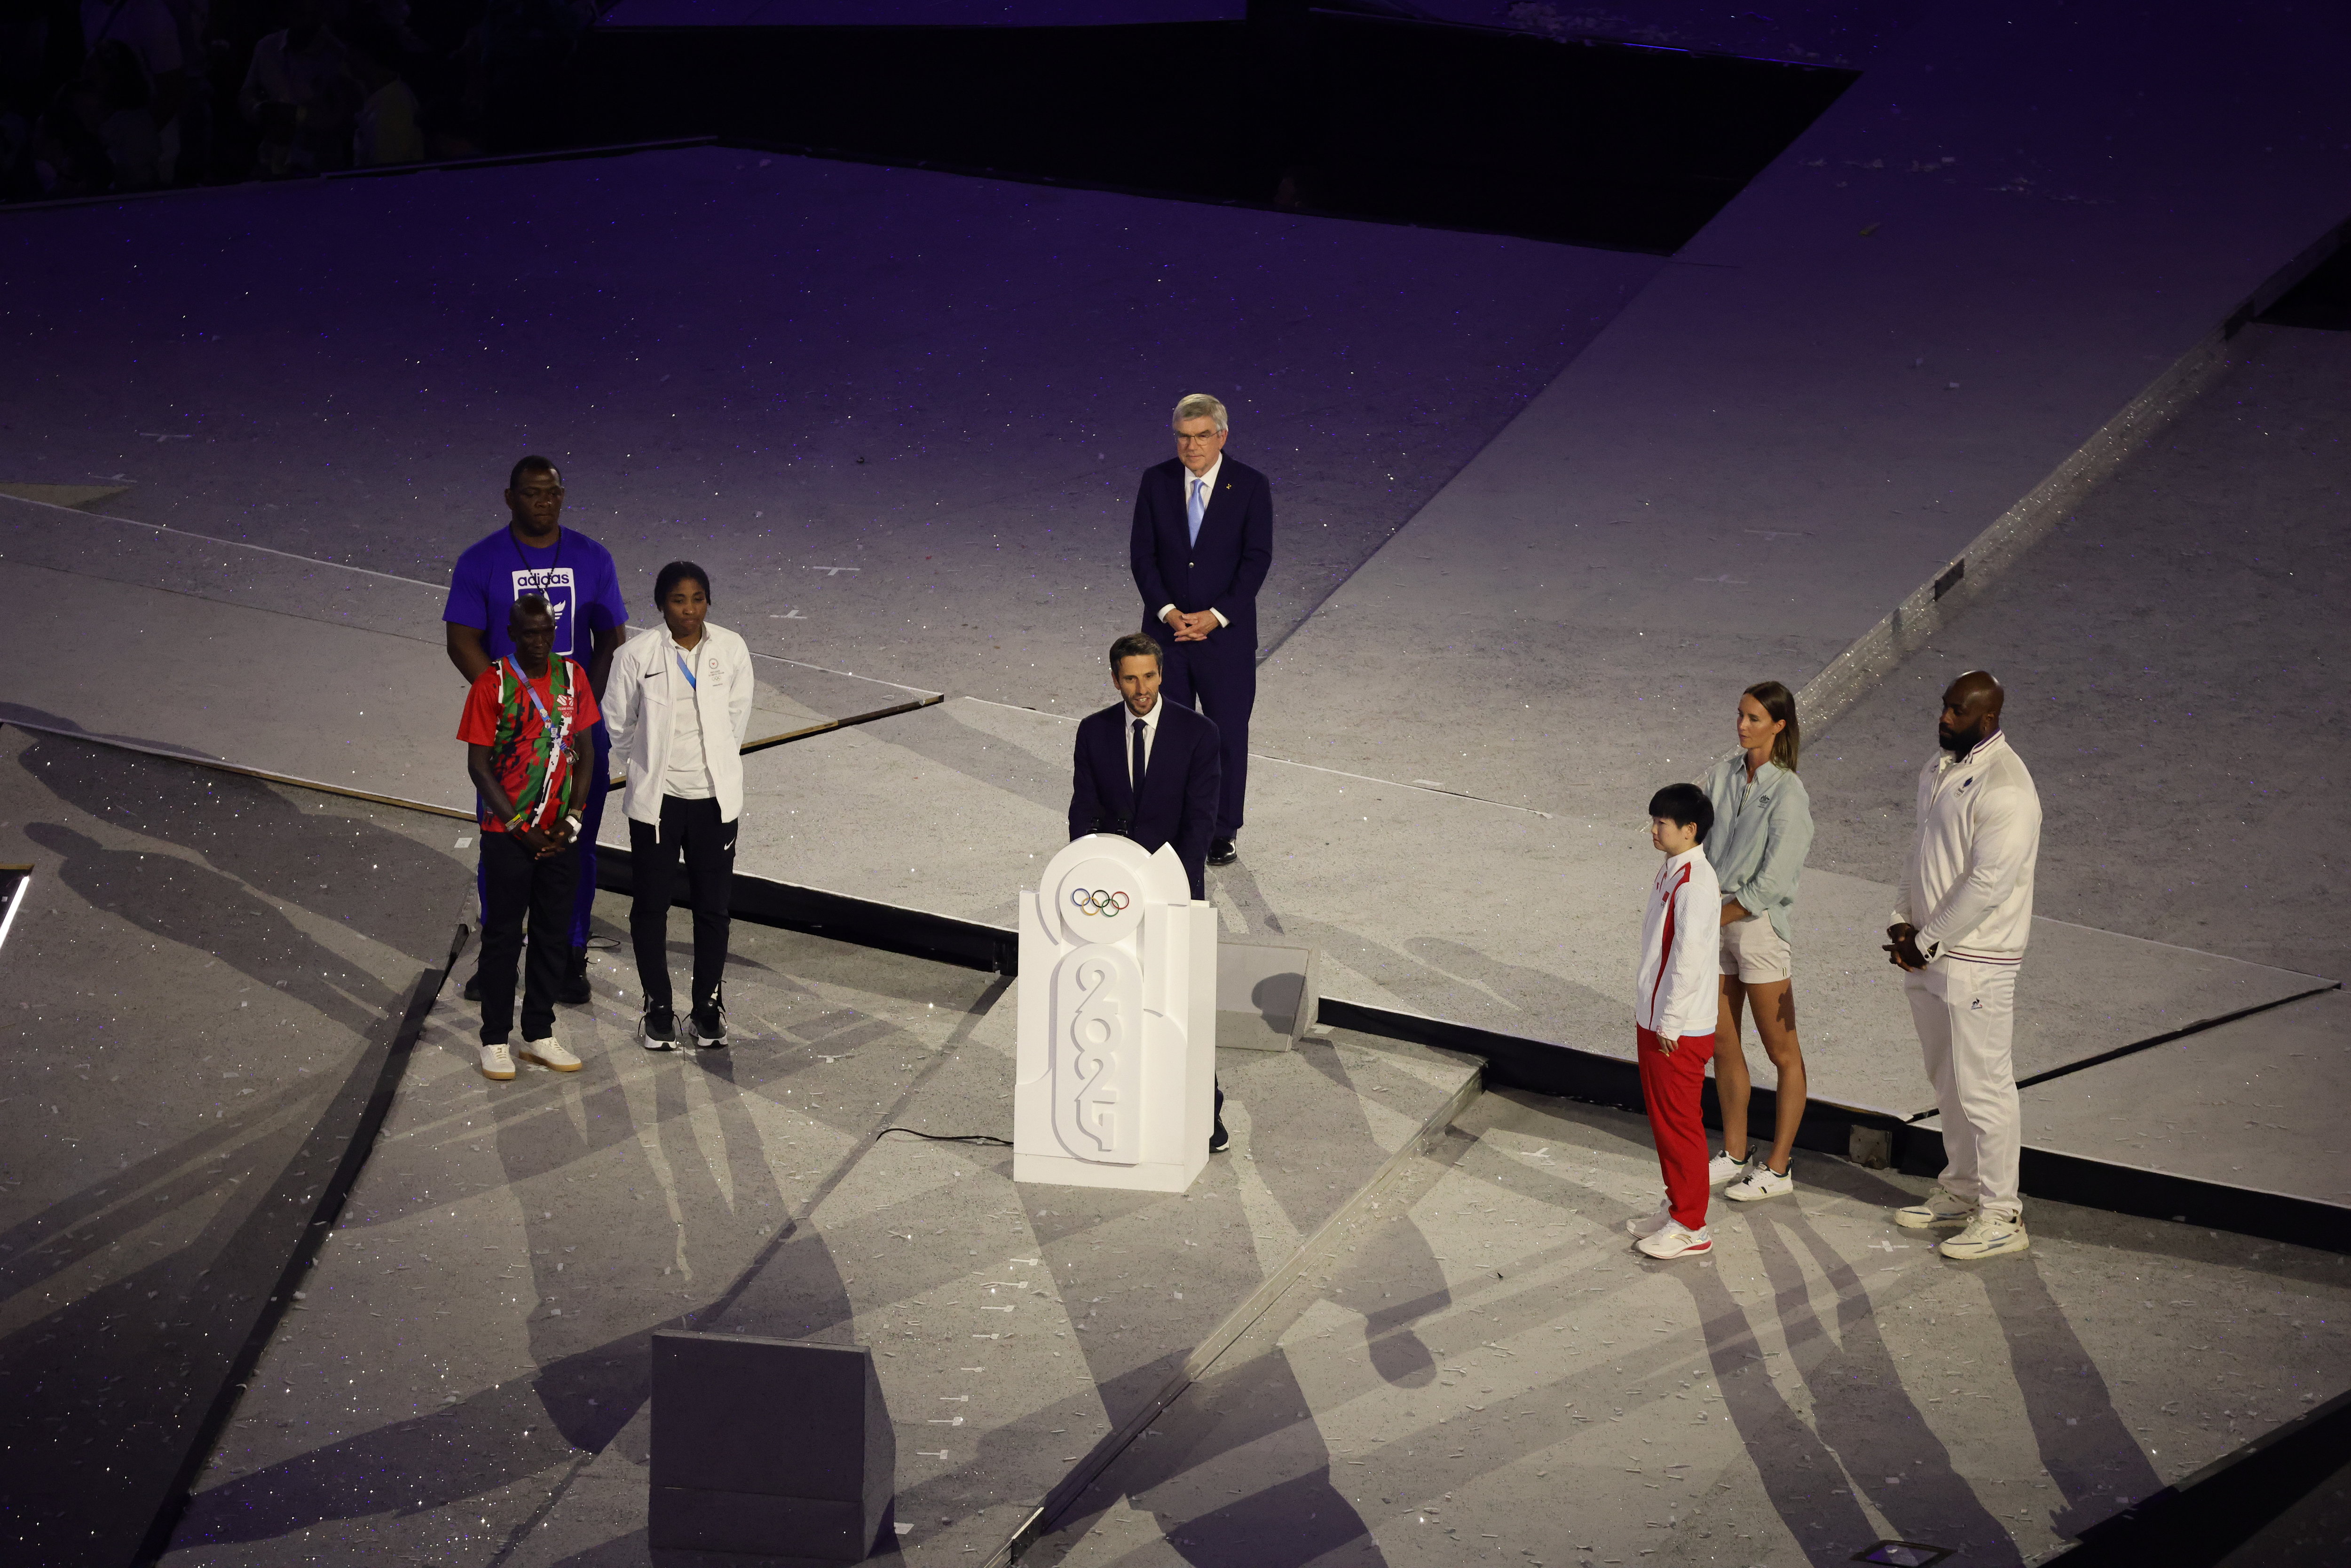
[603,561,756,1052]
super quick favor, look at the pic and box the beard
[1938,721,1982,756]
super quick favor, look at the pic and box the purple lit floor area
[6,4,2351,1559]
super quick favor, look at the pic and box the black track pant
[479,830,578,1045]
[629,796,737,1016]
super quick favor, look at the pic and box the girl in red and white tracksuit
[1631,784,1723,1256]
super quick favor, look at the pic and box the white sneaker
[479,1041,516,1081]
[1636,1222,1713,1259]
[1726,1158,1794,1203]
[1939,1210,2029,1261]
[1708,1151,1751,1186]
[519,1032,583,1072]
[1894,1185,1978,1229]
[1625,1198,1673,1238]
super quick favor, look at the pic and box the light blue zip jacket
[1701,755,1814,945]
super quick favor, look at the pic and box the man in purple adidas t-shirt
[445,455,629,1002]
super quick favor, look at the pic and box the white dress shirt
[663,636,714,799]
[1125,694,1164,792]
[1156,453,1230,631]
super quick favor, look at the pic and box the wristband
[565,814,584,837]
[508,810,533,833]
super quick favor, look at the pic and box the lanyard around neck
[505,656,559,725]
[674,645,697,691]
[510,525,564,579]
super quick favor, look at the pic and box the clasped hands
[1160,607,1219,642]
[1883,922,1929,971]
[518,819,574,860]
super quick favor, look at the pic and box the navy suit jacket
[1067,698,1222,900]
[1130,455,1274,656]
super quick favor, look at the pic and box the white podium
[1013,835,1218,1193]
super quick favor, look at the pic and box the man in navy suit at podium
[1069,631,1230,1152]
[1129,393,1273,868]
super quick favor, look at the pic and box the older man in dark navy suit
[1129,393,1273,867]
[1069,631,1230,1152]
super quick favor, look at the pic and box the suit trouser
[478,831,579,1044]
[628,796,737,1016]
[1159,636,1252,838]
[1637,1027,1716,1231]
[1906,958,2022,1216]
[472,721,609,954]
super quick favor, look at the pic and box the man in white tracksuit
[604,560,756,1052]
[1885,669,2043,1261]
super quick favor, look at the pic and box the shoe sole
[1726,1183,1793,1203]
[1637,1239,1712,1258]
[640,1035,680,1052]
[518,1046,583,1072]
[480,1062,515,1081]
[1941,1231,2030,1260]
[1894,1210,1975,1229]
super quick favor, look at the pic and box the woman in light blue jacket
[1703,681,1815,1202]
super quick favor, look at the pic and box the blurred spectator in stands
[79,0,187,176]
[470,0,583,152]
[84,34,156,182]
[344,18,415,164]
[0,0,61,196]
[238,0,354,174]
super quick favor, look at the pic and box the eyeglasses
[1174,431,1223,443]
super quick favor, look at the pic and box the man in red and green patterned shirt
[458,596,600,1080]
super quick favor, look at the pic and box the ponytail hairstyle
[1744,680,1800,772]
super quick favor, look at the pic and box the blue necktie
[1132,717,1147,799]
[1187,476,1206,545]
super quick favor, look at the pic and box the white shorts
[1719,914,1792,984]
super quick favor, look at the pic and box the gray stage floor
[0,726,471,1567]
[160,890,1479,1567]
[5,8,2345,1156]
[1921,988,2351,1208]
[1799,322,2351,984]
[1026,1088,2351,1568]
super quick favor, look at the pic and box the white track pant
[1906,957,2022,1216]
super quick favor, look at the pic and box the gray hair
[1172,393,1228,433]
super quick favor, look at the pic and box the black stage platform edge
[597,846,1020,977]
[130,920,470,1567]
[2046,1386,2351,1567]
[575,12,1853,253]
[1315,995,1909,1158]
[1885,1129,2351,1258]
[596,852,2351,1260]
[1317,996,2351,1258]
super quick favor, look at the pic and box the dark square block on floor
[649,1330,894,1561]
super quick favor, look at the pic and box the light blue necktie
[1187,475,1206,545]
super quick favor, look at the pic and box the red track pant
[1637,1027,1717,1231]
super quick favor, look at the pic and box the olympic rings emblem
[1068,888,1132,916]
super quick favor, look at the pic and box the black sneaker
[557,947,592,1005]
[639,1006,679,1053]
[687,1006,730,1049]
[1207,838,1239,867]
[461,969,483,1002]
[1209,1118,1231,1154]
